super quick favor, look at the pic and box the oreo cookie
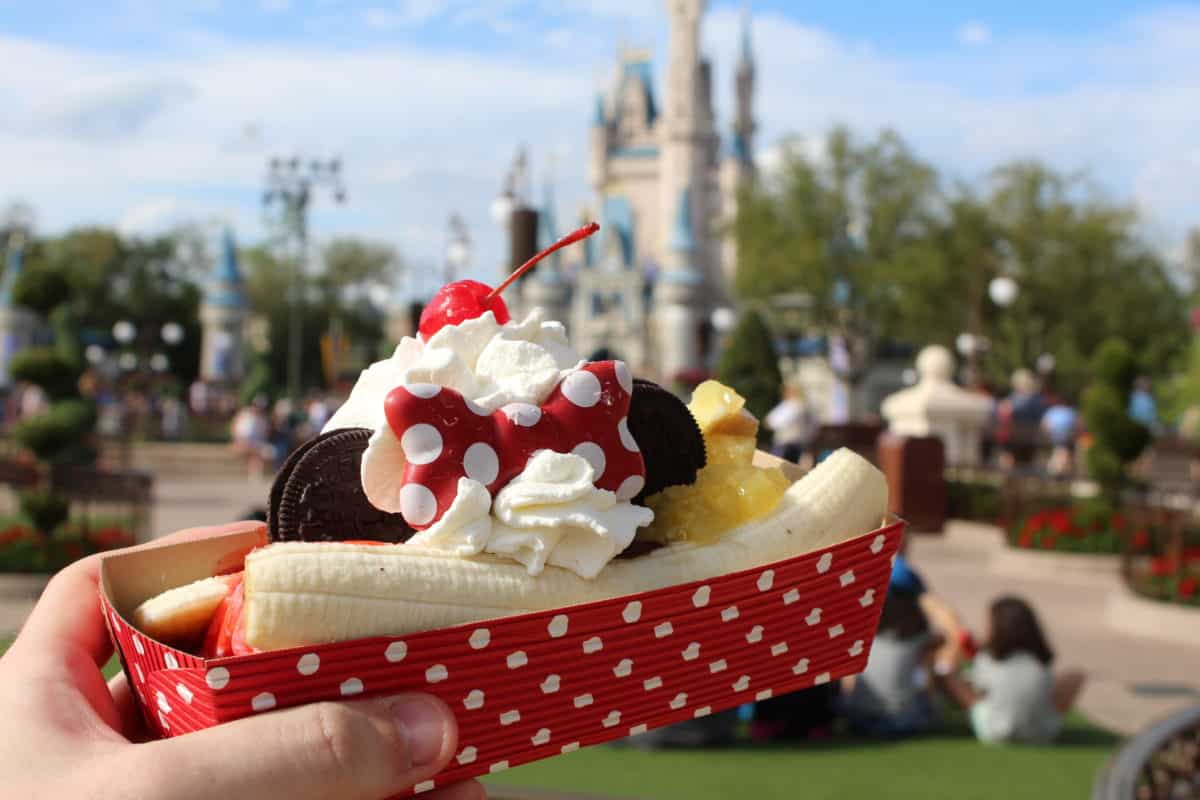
[627,378,706,504]
[269,428,415,544]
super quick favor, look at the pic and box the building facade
[521,0,756,382]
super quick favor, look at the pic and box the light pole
[444,214,471,285]
[263,156,346,404]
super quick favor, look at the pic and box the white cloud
[118,197,181,237]
[1,3,1198,280]
[362,0,450,29]
[957,21,991,47]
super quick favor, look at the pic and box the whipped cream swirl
[410,452,653,579]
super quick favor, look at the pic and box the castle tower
[0,232,39,388]
[199,228,248,385]
[523,178,571,327]
[719,5,757,292]
[733,6,757,168]
[654,186,703,381]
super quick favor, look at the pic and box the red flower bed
[0,518,136,573]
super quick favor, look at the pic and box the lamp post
[962,270,1019,388]
[444,213,471,284]
[263,155,346,404]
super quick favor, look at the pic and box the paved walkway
[3,475,1197,736]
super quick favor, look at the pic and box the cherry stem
[487,221,600,301]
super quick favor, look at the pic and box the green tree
[9,251,96,534]
[733,126,939,384]
[241,237,400,397]
[734,129,1188,402]
[22,227,203,386]
[715,309,782,436]
[1081,338,1150,509]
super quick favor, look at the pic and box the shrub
[1081,339,1150,500]
[715,309,782,431]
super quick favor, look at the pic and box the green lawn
[485,715,1118,800]
[0,635,1117,798]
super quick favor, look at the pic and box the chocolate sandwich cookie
[626,378,706,504]
[270,427,416,544]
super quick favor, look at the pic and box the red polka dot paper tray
[101,517,903,797]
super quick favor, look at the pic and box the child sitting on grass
[841,584,943,737]
[938,595,1085,744]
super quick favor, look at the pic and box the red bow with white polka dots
[383,361,647,529]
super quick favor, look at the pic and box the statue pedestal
[881,345,991,467]
[877,432,946,533]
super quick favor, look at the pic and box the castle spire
[0,231,25,308]
[732,1,756,167]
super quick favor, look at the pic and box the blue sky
[1,1,1198,296]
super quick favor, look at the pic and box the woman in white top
[939,596,1085,744]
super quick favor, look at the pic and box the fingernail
[391,695,448,768]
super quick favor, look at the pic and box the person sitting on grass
[841,584,943,738]
[937,595,1085,744]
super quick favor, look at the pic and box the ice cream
[409,452,653,579]
[339,307,652,578]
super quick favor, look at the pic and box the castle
[518,0,756,383]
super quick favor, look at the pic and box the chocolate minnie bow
[383,361,646,529]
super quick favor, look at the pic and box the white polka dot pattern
[615,474,644,501]
[561,370,602,408]
[401,423,443,465]
[571,442,607,480]
[617,418,639,452]
[400,483,438,527]
[501,403,542,427]
[463,442,500,486]
[102,519,904,795]
[382,360,646,532]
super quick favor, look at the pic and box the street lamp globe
[161,322,185,346]
[118,353,138,372]
[1036,353,1056,375]
[710,307,737,334]
[988,276,1019,308]
[955,333,977,357]
[446,239,471,271]
[85,345,106,365]
[113,320,137,345]
[489,192,515,224]
[150,353,170,373]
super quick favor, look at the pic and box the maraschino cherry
[418,221,600,340]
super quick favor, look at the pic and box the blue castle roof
[207,228,247,309]
[601,196,635,265]
[670,187,695,254]
[621,58,657,126]
[592,93,605,126]
[0,236,24,308]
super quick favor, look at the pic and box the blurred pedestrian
[1040,401,1079,476]
[765,384,814,465]
[231,395,270,479]
[160,395,185,441]
[995,369,1045,470]
[1128,377,1159,434]
[938,596,1085,745]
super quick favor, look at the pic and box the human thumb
[126,693,457,800]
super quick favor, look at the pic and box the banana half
[239,448,888,651]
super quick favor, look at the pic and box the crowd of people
[762,366,1168,477]
[631,538,1084,750]
[229,392,335,478]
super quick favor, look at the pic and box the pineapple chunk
[688,380,760,437]
[705,433,757,466]
[641,462,791,546]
